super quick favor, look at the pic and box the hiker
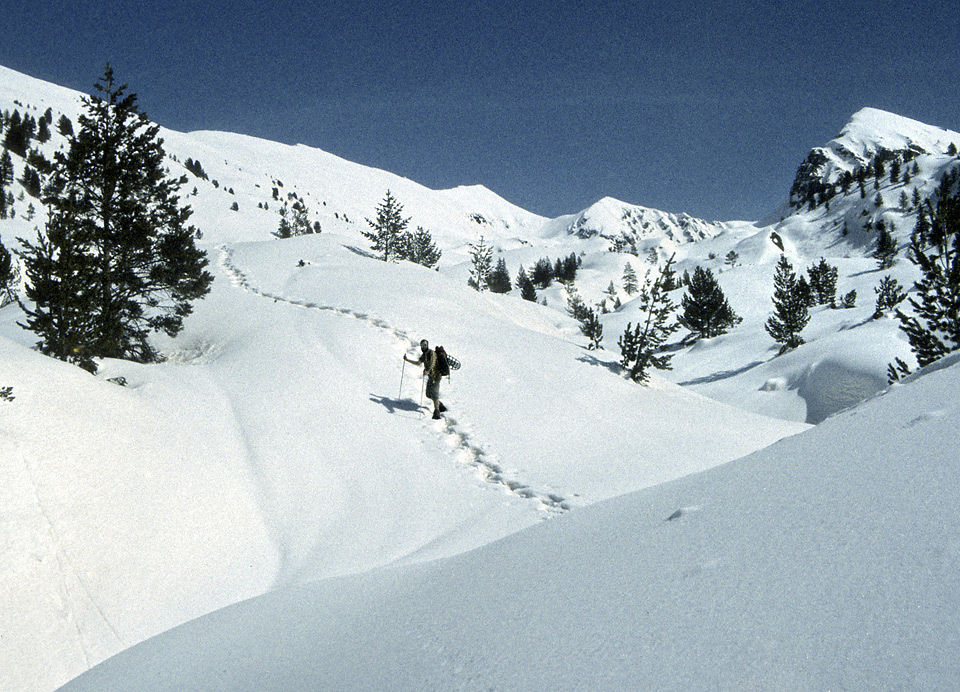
[404,339,447,419]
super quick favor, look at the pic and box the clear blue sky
[2,0,958,221]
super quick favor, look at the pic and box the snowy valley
[1,64,958,691]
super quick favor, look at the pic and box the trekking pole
[399,358,406,400]
[420,374,425,412]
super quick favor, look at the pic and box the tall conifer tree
[765,254,810,353]
[364,190,409,262]
[18,65,213,368]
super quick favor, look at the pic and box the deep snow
[57,354,960,692]
[0,63,957,692]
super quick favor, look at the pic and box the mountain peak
[834,107,960,161]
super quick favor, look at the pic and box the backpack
[434,345,450,377]
[434,345,460,377]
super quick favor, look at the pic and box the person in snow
[404,339,447,419]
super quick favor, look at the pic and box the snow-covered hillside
[57,353,960,692]
[1,64,958,691]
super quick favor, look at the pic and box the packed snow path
[219,245,573,516]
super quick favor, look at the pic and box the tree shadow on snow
[344,245,377,260]
[677,359,766,386]
[577,353,622,376]
[370,394,423,416]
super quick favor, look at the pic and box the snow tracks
[219,245,572,517]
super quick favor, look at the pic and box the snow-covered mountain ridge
[788,106,960,212]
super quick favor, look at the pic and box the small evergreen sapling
[873,275,906,318]
[516,267,537,302]
[467,235,493,291]
[622,263,638,295]
[618,255,680,383]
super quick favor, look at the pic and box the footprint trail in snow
[219,246,573,517]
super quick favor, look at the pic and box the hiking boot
[438,402,447,413]
[432,410,442,420]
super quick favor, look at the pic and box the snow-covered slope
[0,232,806,692]
[2,64,958,692]
[57,353,960,692]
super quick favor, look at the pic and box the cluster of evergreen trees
[10,67,213,373]
[792,147,926,211]
[891,178,960,376]
[362,191,441,268]
[276,194,321,237]
[466,249,582,297]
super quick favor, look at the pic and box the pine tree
[895,184,960,367]
[468,235,493,291]
[405,226,441,268]
[875,227,898,269]
[488,257,512,293]
[516,267,537,302]
[57,114,73,137]
[288,201,313,236]
[17,211,102,372]
[20,66,213,368]
[679,266,741,339]
[604,281,618,301]
[580,306,603,350]
[899,190,911,211]
[765,254,810,353]
[0,150,13,186]
[873,275,906,318]
[530,257,554,289]
[554,252,579,283]
[364,190,410,262]
[2,110,29,157]
[618,255,680,383]
[0,238,16,306]
[276,204,293,238]
[622,262,638,295]
[806,257,838,306]
[796,274,814,308]
[37,117,51,144]
[565,284,590,323]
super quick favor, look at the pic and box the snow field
[2,63,959,691]
[57,354,960,691]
